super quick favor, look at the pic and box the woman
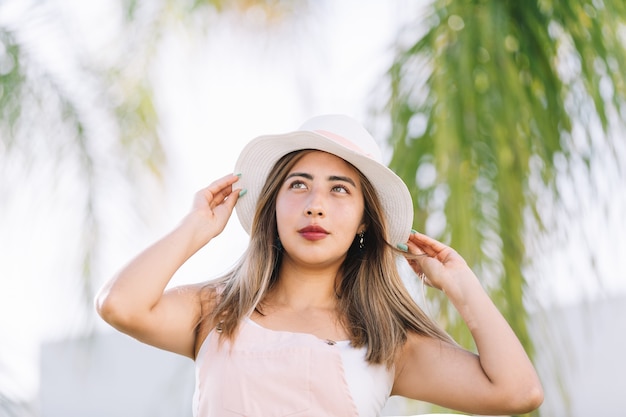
[95,114,543,416]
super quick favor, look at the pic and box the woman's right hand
[185,173,244,246]
[95,173,244,359]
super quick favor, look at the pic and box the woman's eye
[332,185,349,193]
[289,181,307,189]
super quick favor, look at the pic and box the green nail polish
[411,229,417,234]
[235,173,242,177]
[238,189,247,197]
[397,243,408,252]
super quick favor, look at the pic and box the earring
[358,230,365,250]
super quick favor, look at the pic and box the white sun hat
[233,114,414,247]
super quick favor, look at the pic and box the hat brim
[234,130,413,246]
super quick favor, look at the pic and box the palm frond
[384,1,626,413]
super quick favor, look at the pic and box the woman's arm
[95,174,242,359]
[392,231,543,415]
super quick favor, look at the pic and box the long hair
[202,150,453,366]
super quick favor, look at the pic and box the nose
[304,191,325,217]
[305,206,325,217]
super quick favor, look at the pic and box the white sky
[1,0,625,405]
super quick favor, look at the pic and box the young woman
[95,114,543,416]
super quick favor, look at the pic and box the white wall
[40,333,194,417]
[529,296,626,416]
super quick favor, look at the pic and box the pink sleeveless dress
[193,318,392,417]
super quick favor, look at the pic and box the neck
[269,260,340,310]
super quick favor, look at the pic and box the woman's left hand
[403,231,476,296]
[397,230,544,415]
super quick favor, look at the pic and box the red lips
[298,225,329,241]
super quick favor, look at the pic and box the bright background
[1,0,625,413]
[0,0,420,404]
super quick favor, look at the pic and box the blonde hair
[203,150,452,366]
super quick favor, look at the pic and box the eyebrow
[286,172,357,187]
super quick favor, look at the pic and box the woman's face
[275,151,366,269]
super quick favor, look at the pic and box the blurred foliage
[385,1,626,414]
[0,29,23,144]
[0,0,310,324]
[0,6,165,312]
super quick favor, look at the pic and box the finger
[204,174,241,205]
[209,185,235,208]
[404,239,427,257]
[206,173,240,193]
[406,235,436,258]
[221,187,241,212]
[404,240,432,274]
[405,237,448,270]
[408,231,449,257]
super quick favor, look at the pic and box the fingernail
[235,172,242,177]
[238,189,247,197]
[396,243,408,252]
[411,229,417,234]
